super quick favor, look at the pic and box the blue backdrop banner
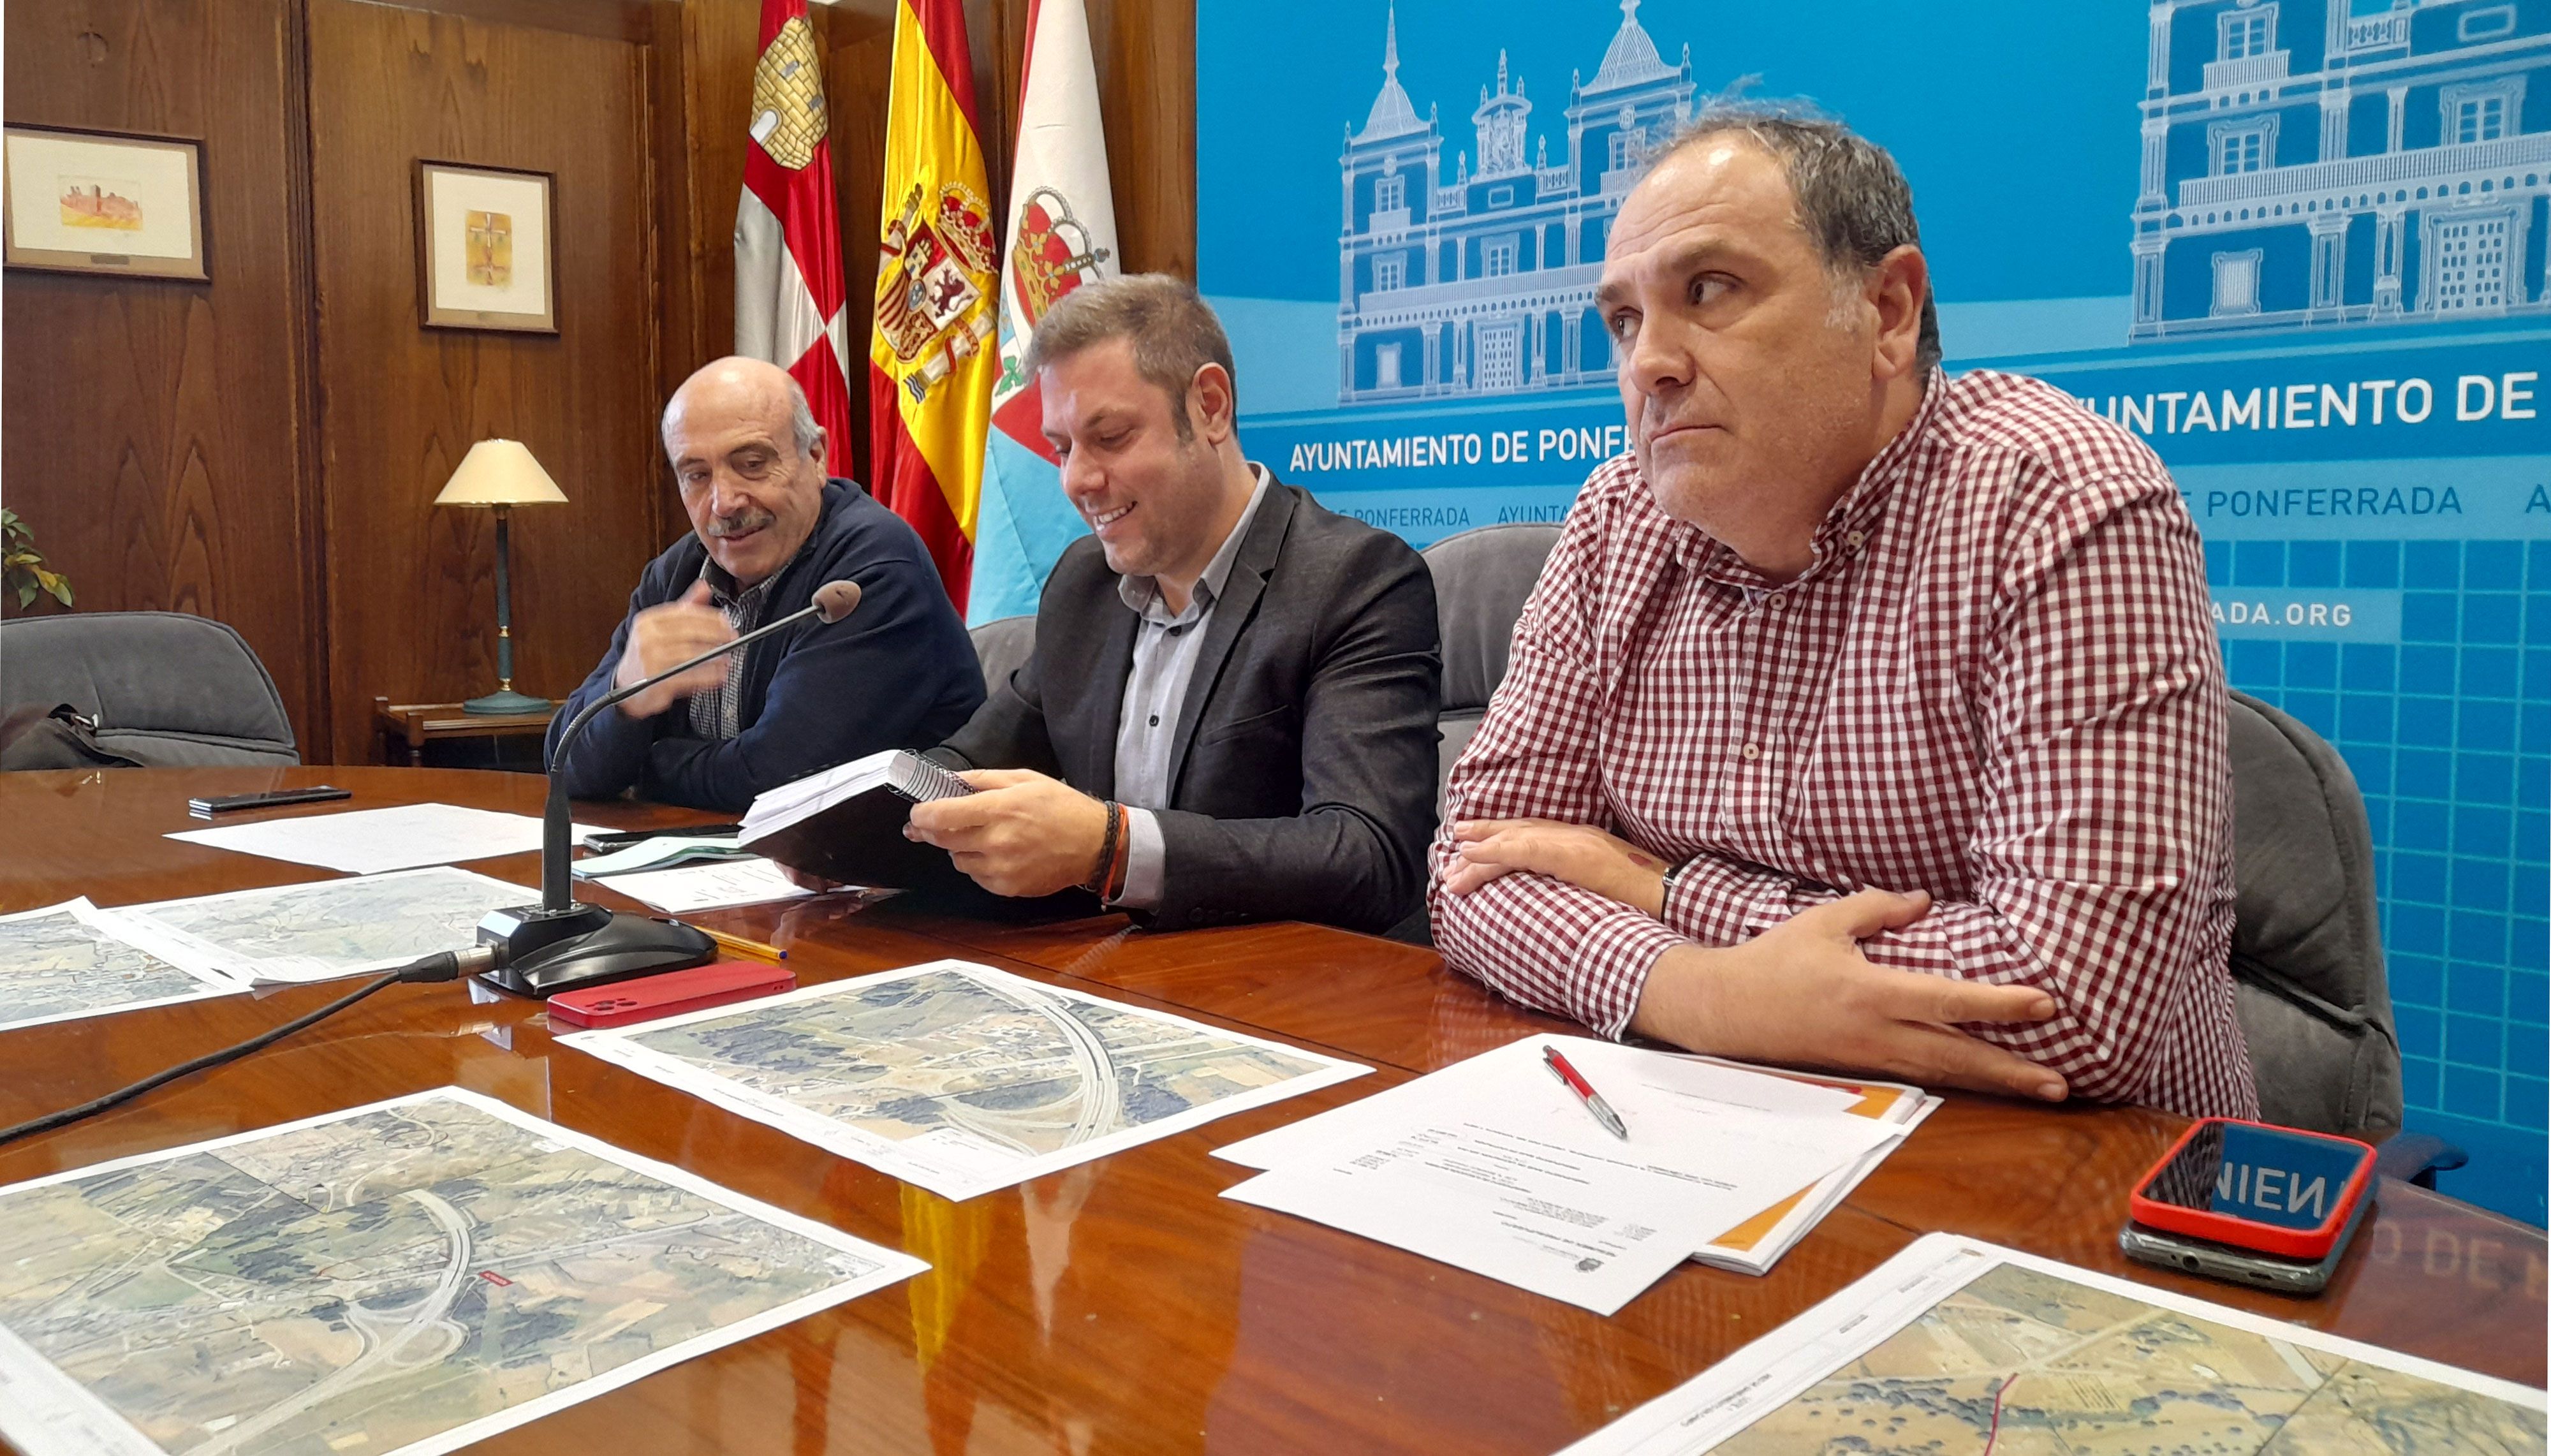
[1199,0,2550,1219]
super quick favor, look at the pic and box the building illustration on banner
[1337,1,1692,404]
[2131,0,2550,340]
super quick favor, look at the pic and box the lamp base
[464,688,554,716]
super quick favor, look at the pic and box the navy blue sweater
[548,480,984,813]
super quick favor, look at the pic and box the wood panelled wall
[1,0,1196,763]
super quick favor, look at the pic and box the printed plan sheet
[589,857,817,913]
[0,900,240,1033]
[561,960,1369,1202]
[1559,1233,2547,1454]
[165,802,603,876]
[0,1087,924,1456]
[107,866,534,984]
[1216,1036,1916,1313]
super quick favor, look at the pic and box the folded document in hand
[739,749,974,888]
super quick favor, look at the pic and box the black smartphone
[186,786,352,818]
[2120,1190,2372,1294]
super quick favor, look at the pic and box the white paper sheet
[1557,1232,2547,1454]
[0,1087,925,1456]
[0,899,240,1033]
[1216,1040,1934,1277]
[166,802,603,875]
[560,959,1370,1202]
[105,865,535,984]
[1217,1039,1899,1314]
[1218,1036,1884,1173]
[591,857,819,913]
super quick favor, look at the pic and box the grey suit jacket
[936,480,1442,933]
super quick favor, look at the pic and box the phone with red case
[2127,1117,2376,1261]
[546,961,795,1029]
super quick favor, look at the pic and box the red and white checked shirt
[1430,369,2257,1119]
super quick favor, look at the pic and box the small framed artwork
[2,126,206,280]
[416,160,555,332]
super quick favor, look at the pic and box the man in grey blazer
[906,275,1441,934]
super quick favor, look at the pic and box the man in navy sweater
[549,357,982,813]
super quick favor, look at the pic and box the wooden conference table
[1,766,2542,1455]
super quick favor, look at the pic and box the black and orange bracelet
[1086,799,1122,896]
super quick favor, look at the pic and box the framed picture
[2,126,206,280]
[415,160,555,332]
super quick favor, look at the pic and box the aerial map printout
[107,867,535,984]
[0,899,239,1033]
[1563,1233,2546,1455]
[561,959,1370,1200]
[0,1088,925,1456]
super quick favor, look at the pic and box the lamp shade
[434,439,569,506]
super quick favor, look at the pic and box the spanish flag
[869,0,996,610]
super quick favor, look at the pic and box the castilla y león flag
[969,0,1118,625]
[735,0,856,473]
[870,0,997,609]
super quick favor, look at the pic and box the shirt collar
[1690,368,1945,590]
[1117,463,1274,620]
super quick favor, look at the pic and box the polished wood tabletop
[1,767,2541,1456]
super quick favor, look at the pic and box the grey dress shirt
[1107,467,1272,908]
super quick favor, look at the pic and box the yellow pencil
[698,926,787,963]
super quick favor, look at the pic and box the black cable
[0,946,496,1148]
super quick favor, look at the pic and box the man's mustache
[703,509,777,539]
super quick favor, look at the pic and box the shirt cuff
[1110,805,1166,910]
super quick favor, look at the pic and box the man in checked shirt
[1431,103,2258,1119]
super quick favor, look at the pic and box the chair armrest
[2373,1131,2468,1189]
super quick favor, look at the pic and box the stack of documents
[1215,1034,1937,1314]
[587,857,819,913]
[573,834,752,878]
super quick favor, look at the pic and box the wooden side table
[372,697,557,767]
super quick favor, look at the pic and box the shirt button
[1844,531,1867,553]
[1168,626,1184,636]
[1768,595,1786,611]
[1740,743,1761,761]
[1149,714,1160,727]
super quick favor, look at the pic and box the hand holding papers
[1216,1036,1934,1314]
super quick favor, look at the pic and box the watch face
[2140,1121,2370,1233]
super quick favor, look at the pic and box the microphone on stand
[475,578,864,997]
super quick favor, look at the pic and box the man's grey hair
[781,378,822,458]
[1021,274,1237,440]
[1648,97,1942,372]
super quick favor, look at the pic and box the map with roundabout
[563,960,1367,1200]
[0,1090,918,1456]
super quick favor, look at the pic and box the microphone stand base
[475,902,716,998]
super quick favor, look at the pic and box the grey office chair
[0,611,298,767]
[2224,689,2455,1182]
[1420,524,1562,821]
[969,614,1038,699]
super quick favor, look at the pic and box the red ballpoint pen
[1543,1044,1629,1140]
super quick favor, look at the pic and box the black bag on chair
[0,704,145,771]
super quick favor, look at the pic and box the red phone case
[2127,1117,2376,1261]
[546,961,796,1029]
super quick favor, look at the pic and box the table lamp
[436,439,568,716]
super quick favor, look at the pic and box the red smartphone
[2127,1117,2376,1262]
[547,961,796,1029]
